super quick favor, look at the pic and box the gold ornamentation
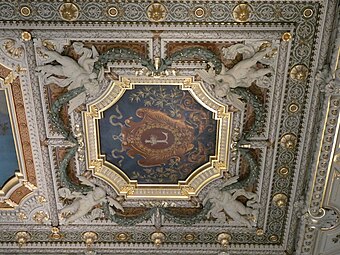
[278,167,289,177]
[288,103,299,113]
[108,7,119,17]
[194,7,205,18]
[17,212,28,221]
[36,195,47,204]
[290,64,309,81]
[256,229,264,236]
[303,8,314,18]
[180,185,195,196]
[269,234,278,242]
[23,181,37,191]
[32,210,49,224]
[42,40,56,51]
[273,193,288,207]
[4,71,18,86]
[217,233,231,248]
[116,78,131,89]
[90,160,103,171]
[232,4,251,22]
[184,233,195,241]
[282,32,292,42]
[86,105,99,118]
[3,39,24,59]
[21,31,32,41]
[82,231,98,248]
[121,185,135,195]
[20,6,31,17]
[50,227,63,240]
[150,232,165,247]
[147,3,167,22]
[214,161,226,171]
[4,199,18,207]
[116,233,129,241]
[16,231,31,247]
[280,133,297,149]
[59,3,79,21]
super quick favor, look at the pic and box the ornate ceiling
[0,1,340,254]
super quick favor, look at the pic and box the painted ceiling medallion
[290,64,309,81]
[147,3,167,22]
[232,4,251,22]
[85,77,231,199]
[59,3,79,21]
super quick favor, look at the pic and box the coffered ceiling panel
[0,1,339,254]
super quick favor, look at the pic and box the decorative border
[0,64,37,209]
[84,76,231,199]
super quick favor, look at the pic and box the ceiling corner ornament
[290,64,309,81]
[84,76,231,199]
[59,3,79,22]
[232,3,251,22]
[147,3,167,22]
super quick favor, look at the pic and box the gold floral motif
[217,233,231,248]
[59,3,79,21]
[280,133,297,149]
[232,4,251,22]
[4,71,18,86]
[180,185,195,196]
[121,185,135,195]
[16,231,30,247]
[3,39,24,59]
[273,193,288,207]
[23,181,37,191]
[36,195,47,204]
[150,232,165,247]
[82,231,98,248]
[147,3,167,22]
[290,64,309,81]
[256,229,264,236]
[32,210,49,224]
[17,212,28,221]
[86,105,99,118]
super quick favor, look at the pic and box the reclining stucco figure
[36,42,103,113]
[197,43,275,110]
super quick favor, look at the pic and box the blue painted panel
[0,90,19,187]
[99,85,217,184]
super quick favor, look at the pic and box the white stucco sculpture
[197,42,276,110]
[202,177,258,227]
[36,42,103,113]
[58,176,123,224]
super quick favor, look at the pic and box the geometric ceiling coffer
[84,76,231,199]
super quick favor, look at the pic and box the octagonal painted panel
[84,77,231,199]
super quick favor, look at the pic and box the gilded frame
[84,76,232,199]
